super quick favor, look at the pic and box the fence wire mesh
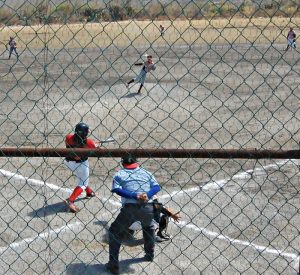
[0,0,300,274]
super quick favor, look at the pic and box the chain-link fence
[0,0,300,274]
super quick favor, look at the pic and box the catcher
[153,197,181,241]
[126,196,181,242]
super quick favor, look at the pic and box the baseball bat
[96,137,116,145]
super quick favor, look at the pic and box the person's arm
[65,134,72,148]
[86,138,97,148]
[161,206,181,222]
[146,184,160,198]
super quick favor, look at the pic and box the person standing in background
[8,37,19,59]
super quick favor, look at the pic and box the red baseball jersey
[65,134,96,161]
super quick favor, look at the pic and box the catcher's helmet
[75,122,89,138]
[122,154,137,165]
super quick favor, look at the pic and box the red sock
[69,186,83,202]
[85,186,93,196]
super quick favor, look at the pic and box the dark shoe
[144,254,154,262]
[156,231,171,242]
[105,263,119,274]
[85,191,95,199]
[64,199,79,213]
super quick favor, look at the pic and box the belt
[66,158,86,163]
[124,203,153,208]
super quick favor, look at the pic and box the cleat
[156,231,171,242]
[144,254,154,262]
[64,199,79,213]
[85,191,96,199]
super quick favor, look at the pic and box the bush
[240,0,256,17]
[146,3,164,20]
[0,8,21,25]
[281,1,298,17]
[0,0,300,26]
[165,2,182,19]
[109,5,126,21]
[219,2,237,17]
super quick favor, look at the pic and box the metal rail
[0,148,299,159]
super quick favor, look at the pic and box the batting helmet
[75,122,89,138]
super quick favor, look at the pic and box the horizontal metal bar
[0,148,299,159]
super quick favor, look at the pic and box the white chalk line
[0,221,84,254]
[159,159,290,199]
[0,169,121,207]
[179,221,299,262]
[159,159,300,268]
[0,169,72,194]
[0,159,298,268]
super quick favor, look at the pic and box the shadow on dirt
[66,257,145,275]
[28,201,68,217]
[120,92,141,99]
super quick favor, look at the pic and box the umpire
[105,155,161,275]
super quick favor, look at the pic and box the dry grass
[0,17,299,50]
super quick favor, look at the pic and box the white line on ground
[0,221,83,254]
[159,159,290,199]
[0,168,122,207]
[0,169,72,194]
[178,220,299,260]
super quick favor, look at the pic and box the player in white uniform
[159,25,165,36]
[286,27,296,50]
[126,55,156,94]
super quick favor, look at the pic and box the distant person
[126,55,156,94]
[159,24,165,36]
[8,37,19,59]
[286,27,296,50]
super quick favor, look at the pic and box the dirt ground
[0,32,299,274]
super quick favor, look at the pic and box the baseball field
[0,17,299,274]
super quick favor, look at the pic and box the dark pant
[9,47,18,58]
[109,203,155,266]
